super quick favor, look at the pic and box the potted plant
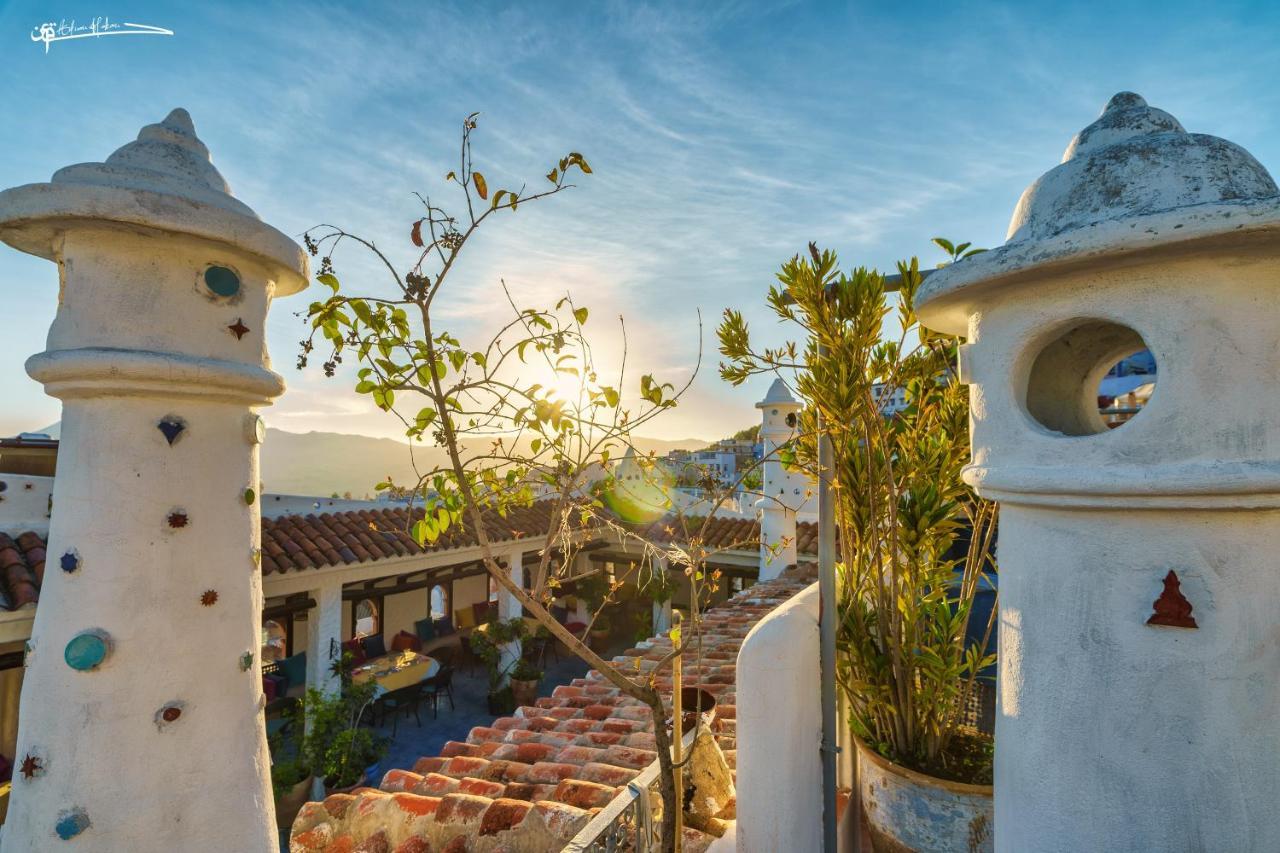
[268,731,312,831]
[575,573,614,649]
[467,617,529,714]
[719,242,998,852]
[287,665,388,796]
[508,656,543,707]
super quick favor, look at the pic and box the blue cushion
[414,617,436,642]
[433,616,455,636]
[362,634,387,659]
[278,652,306,689]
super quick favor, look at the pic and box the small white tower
[755,378,806,580]
[918,93,1280,851]
[0,110,306,849]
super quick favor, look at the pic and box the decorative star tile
[228,318,251,340]
[60,551,79,573]
[200,589,218,607]
[20,753,42,780]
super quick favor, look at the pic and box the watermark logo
[31,17,173,53]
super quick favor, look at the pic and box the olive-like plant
[718,242,998,783]
[297,114,767,848]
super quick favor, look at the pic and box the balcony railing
[563,727,696,852]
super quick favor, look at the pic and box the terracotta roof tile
[291,566,815,850]
[0,531,43,611]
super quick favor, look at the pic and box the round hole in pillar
[1023,320,1156,436]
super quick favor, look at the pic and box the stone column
[0,110,306,850]
[917,93,1280,851]
[306,579,343,696]
[755,379,804,580]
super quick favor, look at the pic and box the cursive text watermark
[31,17,173,53]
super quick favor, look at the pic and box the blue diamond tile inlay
[64,631,109,671]
[55,810,90,840]
[60,551,79,573]
[204,265,241,298]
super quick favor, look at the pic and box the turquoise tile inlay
[55,810,90,840]
[64,631,109,671]
[204,265,241,298]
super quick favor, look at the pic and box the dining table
[350,650,439,696]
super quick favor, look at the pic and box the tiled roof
[637,515,819,558]
[0,531,44,611]
[289,566,816,853]
[260,501,563,576]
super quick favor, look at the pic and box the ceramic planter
[855,739,993,853]
[275,776,314,830]
[324,773,368,797]
[510,677,539,708]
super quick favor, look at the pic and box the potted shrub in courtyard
[268,735,312,831]
[467,617,529,714]
[287,671,388,795]
[508,656,543,707]
[719,241,998,852]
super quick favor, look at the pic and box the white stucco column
[735,582,821,852]
[917,92,1280,852]
[306,579,343,695]
[755,379,804,580]
[0,110,306,850]
[498,548,524,681]
[652,557,673,634]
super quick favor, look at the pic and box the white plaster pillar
[735,582,821,852]
[917,93,1280,851]
[0,110,306,850]
[306,579,343,695]
[652,599,673,636]
[755,379,804,580]
[498,548,524,682]
[652,558,673,634]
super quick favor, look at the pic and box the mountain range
[36,423,708,498]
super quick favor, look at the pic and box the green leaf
[316,273,340,293]
[931,237,955,256]
[546,168,558,184]
[354,381,376,394]
[573,307,589,325]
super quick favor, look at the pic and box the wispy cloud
[1,0,1277,443]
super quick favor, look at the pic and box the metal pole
[671,611,684,853]
[818,365,840,853]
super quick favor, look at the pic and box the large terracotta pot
[275,776,314,830]
[855,739,993,853]
[510,677,539,708]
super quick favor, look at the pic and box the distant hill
[35,422,708,498]
[258,429,708,496]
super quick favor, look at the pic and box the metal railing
[563,727,697,853]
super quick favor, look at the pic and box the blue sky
[1,1,1278,441]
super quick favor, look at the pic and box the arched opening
[261,619,286,662]
[352,598,380,639]
[1024,320,1156,436]
[429,584,449,620]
